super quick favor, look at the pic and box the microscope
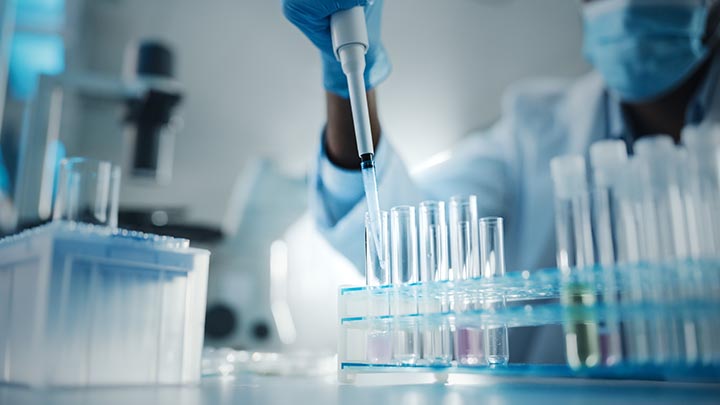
[13,40,183,230]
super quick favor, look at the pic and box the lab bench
[1,374,719,405]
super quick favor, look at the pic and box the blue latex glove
[282,0,391,98]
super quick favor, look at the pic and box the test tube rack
[338,260,720,384]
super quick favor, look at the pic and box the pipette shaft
[331,7,384,269]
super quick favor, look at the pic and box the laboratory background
[0,0,718,404]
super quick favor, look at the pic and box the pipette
[331,7,385,269]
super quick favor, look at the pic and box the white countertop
[2,374,719,405]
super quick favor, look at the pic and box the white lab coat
[310,69,720,363]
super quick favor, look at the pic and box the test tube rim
[419,200,446,224]
[390,205,416,216]
[419,200,445,211]
[60,157,113,175]
[479,216,503,227]
[449,194,478,207]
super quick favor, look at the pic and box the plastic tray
[0,221,210,387]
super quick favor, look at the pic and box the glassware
[418,201,449,282]
[449,195,479,280]
[53,158,121,228]
[551,155,601,368]
[479,217,509,365]
[389,206,420,364]
[365,211,390,286]
[390,206,419,284]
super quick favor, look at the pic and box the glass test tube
[589,139,627,266]
[418,201,449,282]
[683,127,720,258]
[634,137,688,363]
[479,217,505,278]
[365,212,392,364]
[418,201,452,365]
[365,211,390,287]
[611,164,647,364]
[449,195,483,365]
[684,127,720,364]
[390,206,419,284]
[675,148,703,261]
[612,161,653,365]
[674,147,705,365]
[589,140,626,366]
[53,157,121,228]
[449,195,480,280]
[479,217,509,366]
[634,136,690,261]
[550,155,601,369]
[623,158,680,365]
[365,208,391,357]
[550,155,595,271]
[389,206,420,364]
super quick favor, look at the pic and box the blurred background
[0,0,587,354]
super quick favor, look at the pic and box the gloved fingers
[281,0,389,97]
[365,0,384,38]
[282,0,370,55]
[282,0,368,24]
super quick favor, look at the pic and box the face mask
[582,0,711,102]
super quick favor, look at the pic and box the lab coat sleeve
[310,108,519,272]
[310,132,426,270]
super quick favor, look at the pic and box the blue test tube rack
[337,260,720,384]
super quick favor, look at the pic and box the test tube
[683,126,720,258]
[589,140,626,366]
[619,157,680,365]
[589,140,627,266]
[550,155,601,369]
[449,195,480,280]
[612,162,652,365]
[611,163,644,264]
[365,211,390,287]
[365,210,391,327]
[449,195,482,365]
[53,157,121,228]
[634,137,688,363]
[634,135,689,261]
[675,148,703,261]
[365,209,393,364]
[479,217,509,366]
[479,217,505,278]
[550,155,595,271]
[684,126,720,364]
[390,206,419,284]
[418,201,449,282]
[418,201,452,365]
[389,206,420,364]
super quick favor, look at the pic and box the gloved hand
[282,0,391,98]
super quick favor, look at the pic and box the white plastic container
[0,221,209,387]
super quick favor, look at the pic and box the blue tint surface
[0,148,9,194]
[9,32,64,98]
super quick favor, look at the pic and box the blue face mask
[582,0,711,102]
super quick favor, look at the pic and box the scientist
[282,0,720,362]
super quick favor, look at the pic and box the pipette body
[331,7,385,270]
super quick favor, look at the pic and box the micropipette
[331,7,384,268]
